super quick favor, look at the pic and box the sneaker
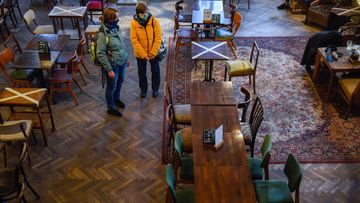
[277,3,286,9]
[115,100,125,108]
[140,92,146,98]
[107,109,123,117]
[152,90,158,98]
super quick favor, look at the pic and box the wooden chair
[175,1,192,27]
[0,0,16,28]
[248,134,272,180]
[336,78,360,119]
[165,164,195,203]
[86,0,107,24]
[254,154,302,203]
[215,11,243,58]
[173,129,194,185]
[241,96,264,157]
[0,143,40,202]
[224,41,260,94]
[0,119,33,168]
[84,24,100,51]
[237,86,252,122]
[48,51,83,105]
[0,2,10,40]
[173,12,197,59]
[23,9,54,34]
[0,35,36,87]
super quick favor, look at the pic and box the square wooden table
[313,47,360,100]
[26,34,71,51]
[191,105,256,203]
[190,81,236,105]
[12,50,61,87]
[0,88,55,145]
[192,41,230,81]
[48,6,87,40]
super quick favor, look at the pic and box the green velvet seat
[254,180,294,203]
[10,69,36,81]
[254,154,303,203]
[174,130,194,181]
[248,134,272,180]
[215,29,233,40]
[166,164,195,203]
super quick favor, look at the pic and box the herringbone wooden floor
[0,0,359,202]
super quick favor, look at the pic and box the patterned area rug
[164,36,360,163]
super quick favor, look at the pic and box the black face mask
[105,19,119,30]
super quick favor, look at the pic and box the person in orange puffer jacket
[130,1,162,98]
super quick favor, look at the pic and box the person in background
[130,1,162,98]
[97,7,129,117]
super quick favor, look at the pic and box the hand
[126,60,130,67]
[108,71,115,79]
[149,53,156,60]
[144,56,150,60]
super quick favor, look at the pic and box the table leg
[203,60,208,81]
[37,108,47,146]
[37,70,46,88]
[209,59,215,82]
[83,15,88,30]
[46,92,56,131]
[312,53,321,82]
[51,18,58,34]
[326,70,335,101]
[60,18,65,31]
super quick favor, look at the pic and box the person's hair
[136,1,148,14]
[103,7,118,23]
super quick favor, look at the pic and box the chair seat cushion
[339,79,360,100]
[175,188,196,203]
[216,29,232,40]
[248,157,264,180]
[48,69,72,82]
[226,60,254,76]
[180,127,192,152]
[87,1,106,10]
[33,25,54,34]
[174,104,191,123]
[0,120,32,141]
[240,122,252,144]
[10,69,36,81]
[177,28,197,39]
[179,157,194,180]
[254,180,294,203]
[0,169,17,197]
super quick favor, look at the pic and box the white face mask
[138,13,147,19]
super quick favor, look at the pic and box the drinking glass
[347,40,354,50]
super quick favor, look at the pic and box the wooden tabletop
[191,105,256,203]
[190,81,236,105]
[12,50,60,70]
[192,41,230,60]
[49,6,87,18]
[318,47,360,72]
[26,34,71,51]
[0,88,47,107]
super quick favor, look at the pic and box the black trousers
[136,57,160,93]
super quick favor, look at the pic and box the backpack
[90,31,110,66]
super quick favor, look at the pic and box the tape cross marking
[192,41,230,60]
[0,88,46,107]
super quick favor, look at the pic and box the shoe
[277,3,286,9]
[107,109,123,117]
[140,92,146,98]
[115,100,125,108]
[152,90,158,97]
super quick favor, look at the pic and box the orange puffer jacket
[130,15,162,60]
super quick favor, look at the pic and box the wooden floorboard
[0,0,359,202]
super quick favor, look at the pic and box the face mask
[138,13,147,19]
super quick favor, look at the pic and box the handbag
[152,19,167,61]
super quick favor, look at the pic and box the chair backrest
[167,104,178,132]
[0,47,15,79]
[231,12,243,38]
[284,154,303,194]
[237,86,252,122]
[229,3,237,25]
[77,34,86,58]
[249,97,264,143]
[67,51,79,75]
[0,120,29,139]
[174,129,184,157]
[166,164,177,202]
[23,9,36,34]
[260,134,272,168]
[4,34,22,57]
[249,41,260,71]
[164,81,173,106]
[173,11,180,31]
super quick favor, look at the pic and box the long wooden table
[26,34,71,51]
[190,81,235,105]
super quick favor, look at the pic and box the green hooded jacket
[96,24,128,72]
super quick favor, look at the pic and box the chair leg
[74,79,83,92]
[3,144,7,168]
[77,68,87,86]
[249,75,251,84]
[81,62,90,74]
[253,74,256,94]
[21,168,40,199]
[25,140,31,167]
[250,143,254,157]
[67,83,79,105]
[228,40,237,59]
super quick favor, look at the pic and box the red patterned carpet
[164,36,360,163]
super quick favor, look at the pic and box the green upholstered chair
[166,164,195,203]
[241,96,264,157]
[215,11,243,58]
[224,41,260,94]
[336,78,360,119]
[173,130,194,184]
[254,154,303,203]
[248,134,272,180]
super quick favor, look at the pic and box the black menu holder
[38,41,50,60]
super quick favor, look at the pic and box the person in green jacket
[96,7,129,117]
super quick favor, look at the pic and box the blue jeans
[105,63,126,110]
[136,57,160,93]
